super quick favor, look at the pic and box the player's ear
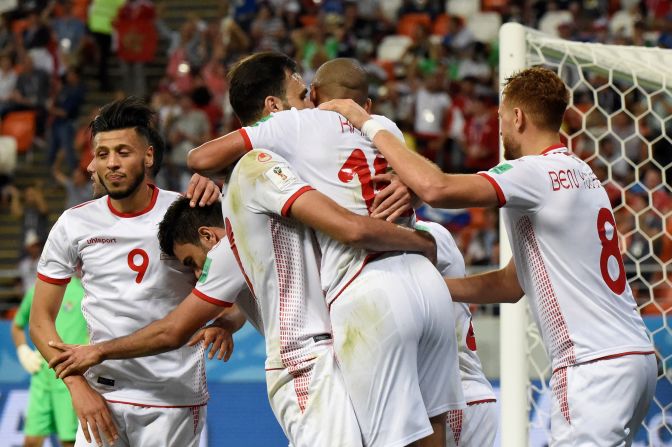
[145,145,155,171]
[264,95,282,114]
[197,226,216,248]
[364,98,372,113]
[513,108,525,132]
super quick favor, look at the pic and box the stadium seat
[432,14,453,36]
[396,13,432,37]
[447,0,479,19]
[466,12,501,43]
[1,110,36,153]
[377,35,412,61]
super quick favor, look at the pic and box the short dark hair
[502,67,569,131]
[228,52,298,125]
[158,197,224,257]
[90,96,165,178]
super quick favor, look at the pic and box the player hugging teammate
[37,55,653,447]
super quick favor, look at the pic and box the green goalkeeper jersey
[14,277,89,359]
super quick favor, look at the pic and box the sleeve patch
[489,163,513,175]
[264,165,298,191]
[198,257,212,284]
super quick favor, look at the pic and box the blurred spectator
[411,68,452,165]
[47,66,86,169]
[168,92,209,191]
[462,90,498,172]
[250,2,286,52]
[166,19,200,94]
[464,208,499,266]
[87,0,125,90]
[0,53,16,113]
[7,53,51,140]
[17,229,42,293]
[21,9,54,75]
[50,0,87,73]
[191,83,221,137]
[53,161,90,209]
[10,182,49,243]
[114,0,157,98]
[0,15,16,56]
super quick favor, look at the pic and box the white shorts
[266,342,362,447]
[330,253,465,447]
[75,401,205,447]
[446,400,498,447]
[550,353,656,446]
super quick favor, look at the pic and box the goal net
[498,23,671,446]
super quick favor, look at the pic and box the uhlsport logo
[86,237,117,245]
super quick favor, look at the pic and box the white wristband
[361,119,386,141]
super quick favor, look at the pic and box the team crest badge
[257,152,272,163]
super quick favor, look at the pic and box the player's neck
[213,227,227,241]
[520,131,563,157]
[109,183,153,214]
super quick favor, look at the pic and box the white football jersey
[193,241,263,334]
[38,186,208,407]
[415,221,495,404]
[221,149,333,371]
[479,145,653,370]
[241,108,410,303]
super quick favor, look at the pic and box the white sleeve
[240,149,314,217]
[193,242,248,307]
[478,158,549,213]
[414,221,466,278]
[373,114,405,142]
[239,109,300,160]
[37,215,77,285]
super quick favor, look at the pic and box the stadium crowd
[0,0,669,313]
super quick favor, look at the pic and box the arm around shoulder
[445,258,523,304]
[187,130,248,176]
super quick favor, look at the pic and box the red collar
[107,184,159,218]
[540,143,566,155]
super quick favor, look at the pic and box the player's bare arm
[445,258,524,304]
[187,130,248,176]
[30,278,118,446]
[49,294,244,379]
[319,99,499,209]
[289,189,437,263]
[184,173,223,207]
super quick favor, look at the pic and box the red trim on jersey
[540,143,566,155]
[71,199,96,210]
[477,172,506,207]
[105,399,207,408]
[107,184,159,218]
[467,398,497,406]
[239,128,253,151]
[225,218,257,298]
[552,350,656,375]
[37,273,71,285]
[328,253,383,311]
[192,289,233,307]
[281,186,315,217]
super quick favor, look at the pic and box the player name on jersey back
[38,187,208,407]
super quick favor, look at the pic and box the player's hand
[188,323,234,361]
[17,344,43,374]
[64,376,118,445]
[185,174,221,207]
[48,341,103,378]
[318,99,371,129]
[371,173,413,222]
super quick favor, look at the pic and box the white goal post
[499,22,672,446]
